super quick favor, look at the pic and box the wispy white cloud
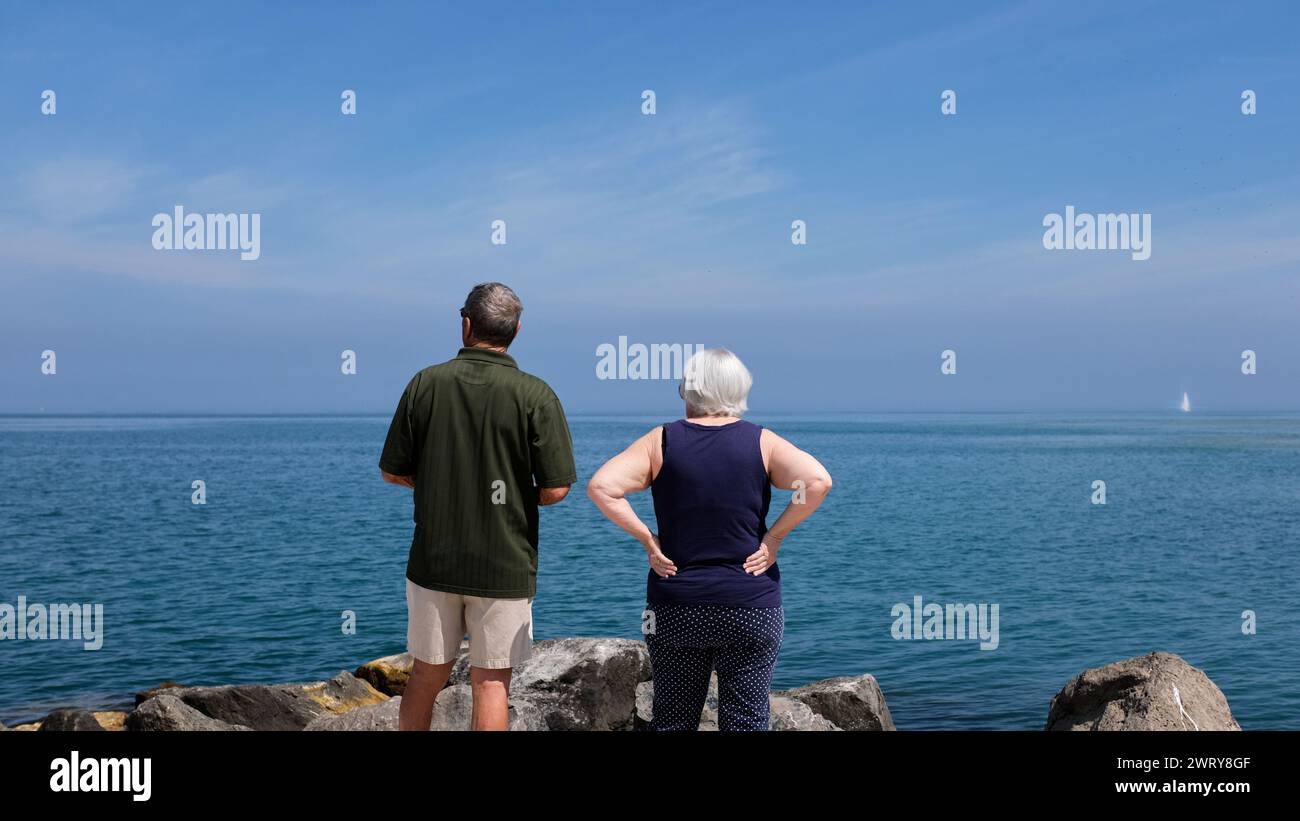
[19,157,144,223]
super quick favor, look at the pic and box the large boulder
[158,683,323,730]
[510,638,651,730]
[134,681,186,706]
[780,674,895,731]
[128,694,252,731]
[769,696,839,731]
[130,671,386,731]
[352,638,649,731]
[354,653,414,697]
[1046,652,1241,731]
[301,672,388,714]
[37,709,106,732]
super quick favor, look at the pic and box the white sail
[1180,392,1191,412]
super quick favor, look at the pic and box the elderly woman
[587,348,832,731]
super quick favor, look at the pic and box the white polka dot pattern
[644,603,784,731]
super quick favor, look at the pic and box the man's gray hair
[460,282,522,347]
[681,348,753,417]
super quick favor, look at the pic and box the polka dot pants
[644,603,784,731]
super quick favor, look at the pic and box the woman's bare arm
[743,429,832,575]
[586,428,677,577]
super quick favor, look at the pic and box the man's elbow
[539,485,571,506]
[380,469,414,488]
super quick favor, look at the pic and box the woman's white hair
[680,348,752,417]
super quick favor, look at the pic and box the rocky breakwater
[2,645,1239,731]
[333,637,895,731]
[3,638,895,732]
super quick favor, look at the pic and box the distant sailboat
[1180,392,1191,412]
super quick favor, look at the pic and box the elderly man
[379,282,576,730]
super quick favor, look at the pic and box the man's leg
[398,659,453,731]
[403,580,466,730]
[464,595,533,731]
[469,666,512,731]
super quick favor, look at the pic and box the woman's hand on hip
[644,534,677,578]
[744,536,782,575]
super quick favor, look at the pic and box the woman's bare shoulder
[759,427,791,449]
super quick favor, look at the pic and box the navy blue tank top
[647,419,779,608]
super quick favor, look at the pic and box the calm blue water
[1,414,1297,728]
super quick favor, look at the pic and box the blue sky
[1,1,1298,413]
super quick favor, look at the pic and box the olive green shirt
[379,348,576,598]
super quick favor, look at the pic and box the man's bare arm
[381,470,415,489]
[538,485,571,506]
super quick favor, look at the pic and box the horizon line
[4,409,1300,418]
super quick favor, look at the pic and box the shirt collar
[456,347,518,368]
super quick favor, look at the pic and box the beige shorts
[406,580,533,669]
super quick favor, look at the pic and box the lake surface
[1,413,1297,728]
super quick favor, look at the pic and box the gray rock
[769,696,839,731]
[781,674,896,731]
[448,648,475,686]
[300,671,388,715]
[136,671,384,731]
[305,697,401,731]
[165,683,322,730]
[127,695,251,731]
[134,681,186,706]
[634,680,656,729]
[354,638,649,731]
[1046,651,1241,731]
[37,709,106,732]
[511,638,651,730]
